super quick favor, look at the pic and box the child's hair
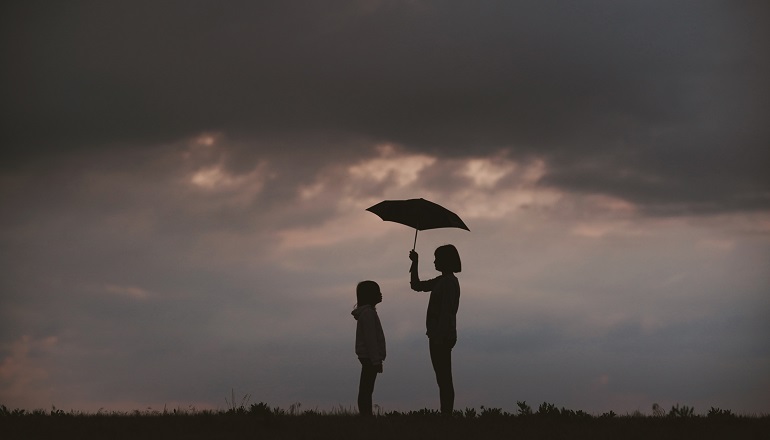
[435,244,461,273]
[356,280,381,307]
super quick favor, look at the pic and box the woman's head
[434,244,461,273]
[356,280,382,307]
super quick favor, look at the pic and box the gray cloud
[1,141,768,413]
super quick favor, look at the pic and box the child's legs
[357,358,378,416]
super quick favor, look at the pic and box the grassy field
[2,402,768,440]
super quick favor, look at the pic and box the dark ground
[2,412,769,440]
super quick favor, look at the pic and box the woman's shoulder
[440,274,460,290]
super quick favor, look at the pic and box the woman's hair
[435,244,461,273]
[356,280,381,306]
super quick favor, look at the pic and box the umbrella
[366,198,469,250]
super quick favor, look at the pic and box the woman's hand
[409,250,419,262]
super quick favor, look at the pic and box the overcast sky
[1,1,769,415]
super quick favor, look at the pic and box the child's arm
[362,309,384,366]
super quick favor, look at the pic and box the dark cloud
[3,1,768,213]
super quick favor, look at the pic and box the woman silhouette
[409,245,461,415]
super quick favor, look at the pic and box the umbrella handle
[412,228,418,251]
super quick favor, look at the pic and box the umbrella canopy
[366,198,469,249]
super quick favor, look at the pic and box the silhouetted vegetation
[2,402,768,440]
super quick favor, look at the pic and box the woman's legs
[429,338,455,415]
[357,358,378,416]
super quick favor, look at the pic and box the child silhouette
[351,280,386,417]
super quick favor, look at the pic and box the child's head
[434,244,461,273]
[356,280,382,307]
